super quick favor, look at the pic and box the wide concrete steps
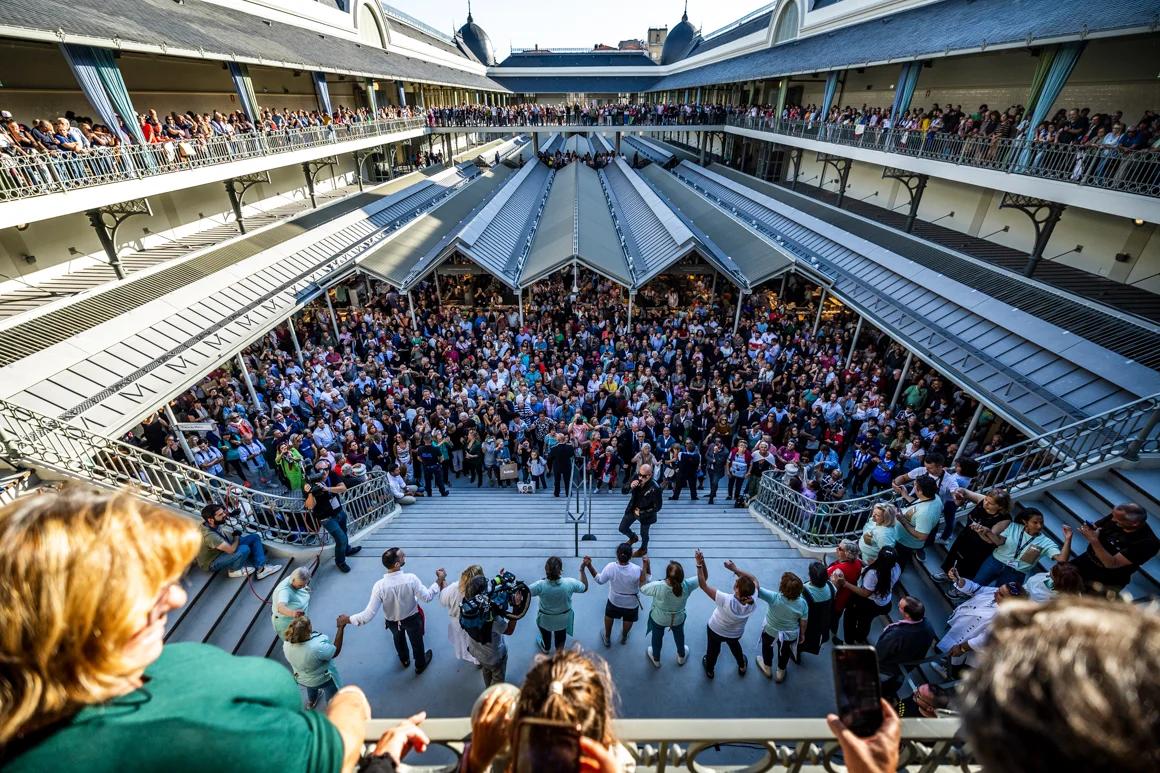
[361,481,798,559]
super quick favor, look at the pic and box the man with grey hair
[1070,502,1157,593]
[271,566,312,637]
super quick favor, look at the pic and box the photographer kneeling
[460,570,531,688]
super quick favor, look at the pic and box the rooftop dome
[457,4,496,66]
[660,6,699,65]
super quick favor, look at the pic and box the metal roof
[496,51,658,67]
[489,76,662,93]
[686,9,773,58]
[600,159,697,286]
[521,163,634,288]
[637,164,787,288]
[0,0,504,90]
[650,0,1159,91]
[458,161,556,287]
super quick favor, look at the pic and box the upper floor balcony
[723,115,1160,222]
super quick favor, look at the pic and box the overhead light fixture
[1134,218,1145,226]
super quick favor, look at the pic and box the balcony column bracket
[352,149,366,192]
[302,156,337,209]
[999,193,1066,278]
[845,315,863,369]
[84,197,152,281]
[882,167,929,233]
[223,171,271,234]
[788,147,804,190]
[817,152,852,207]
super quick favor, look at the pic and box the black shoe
[702,656,714,679]
[440,491,449,497]
[738,656,748,677]
[669,496,678,501]
[345,545,363,556]
[401,658,411,669]
[335,563,351,573]
[691,496,699,500]
[415,649,434,674]
[707,498,714,504]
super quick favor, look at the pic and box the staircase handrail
[0,398,395,546]
[751,392,1160,549]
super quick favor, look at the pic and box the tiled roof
[650,0,1158,91]
[496,51,658,67]
[491,76,662,94]
[0,0,503,90]
[686,10,773,58]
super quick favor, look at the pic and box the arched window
[357,2,386,48]
[773,2,799,44]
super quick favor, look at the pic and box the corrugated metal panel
[600,159,696,285]
[458,162,554,284]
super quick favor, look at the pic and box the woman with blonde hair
[440,564,485,666]
[860,502,898,565]
[0,487,372,773]
[463,649,628,773]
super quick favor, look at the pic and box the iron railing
[752,393,1160,549]
[0,117,426,201]
[362,716,970,772]
[0,399,396,546]
[726,115,1160,197]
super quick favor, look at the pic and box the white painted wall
[0,156,357,283]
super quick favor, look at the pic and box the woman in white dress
[440,564,483,666]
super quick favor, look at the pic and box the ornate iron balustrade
[0,117,426,201]
[725,115,1160,198]
[362,716,971,772]
[752,393,1160,550]
[0,399,396,546]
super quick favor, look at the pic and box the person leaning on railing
[0,487,376,773]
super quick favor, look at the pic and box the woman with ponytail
[640,560,699,668]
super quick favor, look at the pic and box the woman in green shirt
[641,560,699,667]
[284,616,346,710]
[0,488,369,773]
[527,556,588,653]
[756,572,809,683]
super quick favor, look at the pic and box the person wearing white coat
[440,564,483,666]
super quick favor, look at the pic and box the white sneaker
[930,570,949,583]
[255,564,283,580]
[676,646,689,666]
[756,659,773,679]
[646,647,661,668]
[775,669,787,684]
[228,566,255,578]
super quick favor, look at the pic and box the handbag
[499,462,519,481]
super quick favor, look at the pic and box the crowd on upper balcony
[424,101,731,127]
[0,103,422,188]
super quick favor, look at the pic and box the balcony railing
[0,117,427,202]
[726,115,1160,197]
[752,393,1160,550]
[0,398,397,548]
[362,716,971,772]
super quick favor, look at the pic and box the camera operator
[304,459,361,574]
[462,573,524,688]
[196,502,282,580]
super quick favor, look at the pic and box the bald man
[620,463,664,557]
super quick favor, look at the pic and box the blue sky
[383,0,765,55]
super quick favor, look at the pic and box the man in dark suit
[619,463,663,557]
[875,596,936,698]
[670,439,701,501]
[549,433,576,497]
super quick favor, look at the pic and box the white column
[518,287,525,326]
[812,286,827,335]
[286,315,304,366]
[955,402,986,462]
[779,272,788,299]
[164,404,196,466]
[845,315,863,369]
[407,290,418,329]
[236,353,262,414]
[733,290,745,334]
[627,291,635,327]
[434,271,442,306]
[710,271,718,297]
[323,290,341,339]
[572,262,579,293]
[890,351,914,410]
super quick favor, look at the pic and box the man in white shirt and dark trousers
[585,543,649,647]
[339,547,446,675]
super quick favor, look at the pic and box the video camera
[459,570,531,642]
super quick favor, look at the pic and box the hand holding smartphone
[832,645,884,737]
[513,718,582,773]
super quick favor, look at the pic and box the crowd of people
[425,101,732,128]
[2,487,1157,773]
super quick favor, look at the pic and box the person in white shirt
[338,547,446,675]
[585,542,649,647]
[938,567,1026,667]
[694,548,758,679]
[387,463,417,505]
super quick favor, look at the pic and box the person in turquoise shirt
[641,559,699,667]
[1,488,370,773]
[756,572,809,683]
[272,566,313,637]
[284,615,347,709]
[893,475,942,566]
[527,555,588,653]
[973,507,1072,587]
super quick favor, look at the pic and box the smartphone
[833,645,884,737]
[1083,520,1096,530]
[513,717,581,773]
